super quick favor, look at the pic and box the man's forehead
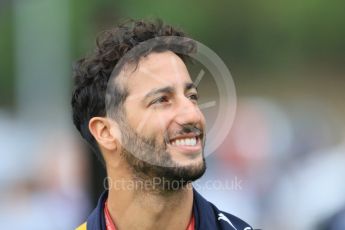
[123,51,193,94]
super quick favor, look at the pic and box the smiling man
[72,19,252,230]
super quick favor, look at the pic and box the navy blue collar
[86,190,107,230]
[86,189,252,230]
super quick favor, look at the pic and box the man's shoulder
[193,189,253,230]
[75,222,87,230]
[211,202,253,230]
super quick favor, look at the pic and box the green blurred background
[1,0,345,110]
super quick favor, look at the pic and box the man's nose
[174,96,203,126]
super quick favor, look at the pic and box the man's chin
[158,162,206,191]
[124,152,206,192]
[161,157,206,182]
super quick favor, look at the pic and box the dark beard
[118,116,206,192]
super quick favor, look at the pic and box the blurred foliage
[1,0,344,108]
[0,3,14,108]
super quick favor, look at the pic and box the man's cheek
[132,111,154,133]
[155,116,170,140]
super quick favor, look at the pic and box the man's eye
[151,96,169,105]
[188,93,199,101]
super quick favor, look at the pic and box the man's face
[115,51,206,184]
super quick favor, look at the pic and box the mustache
[164,123,204,143]
[179,123,202,136]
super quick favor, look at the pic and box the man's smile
[166,133,203,156]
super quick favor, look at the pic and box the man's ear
[88,117,120,152]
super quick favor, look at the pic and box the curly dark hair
[71,19,195,164]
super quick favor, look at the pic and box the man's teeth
[170,137,197,146]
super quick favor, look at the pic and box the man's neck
[107,175,194,230]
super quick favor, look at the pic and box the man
[72,19,253,230]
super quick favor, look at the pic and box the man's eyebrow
[185,82,198,91]
[143,86,175,101]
